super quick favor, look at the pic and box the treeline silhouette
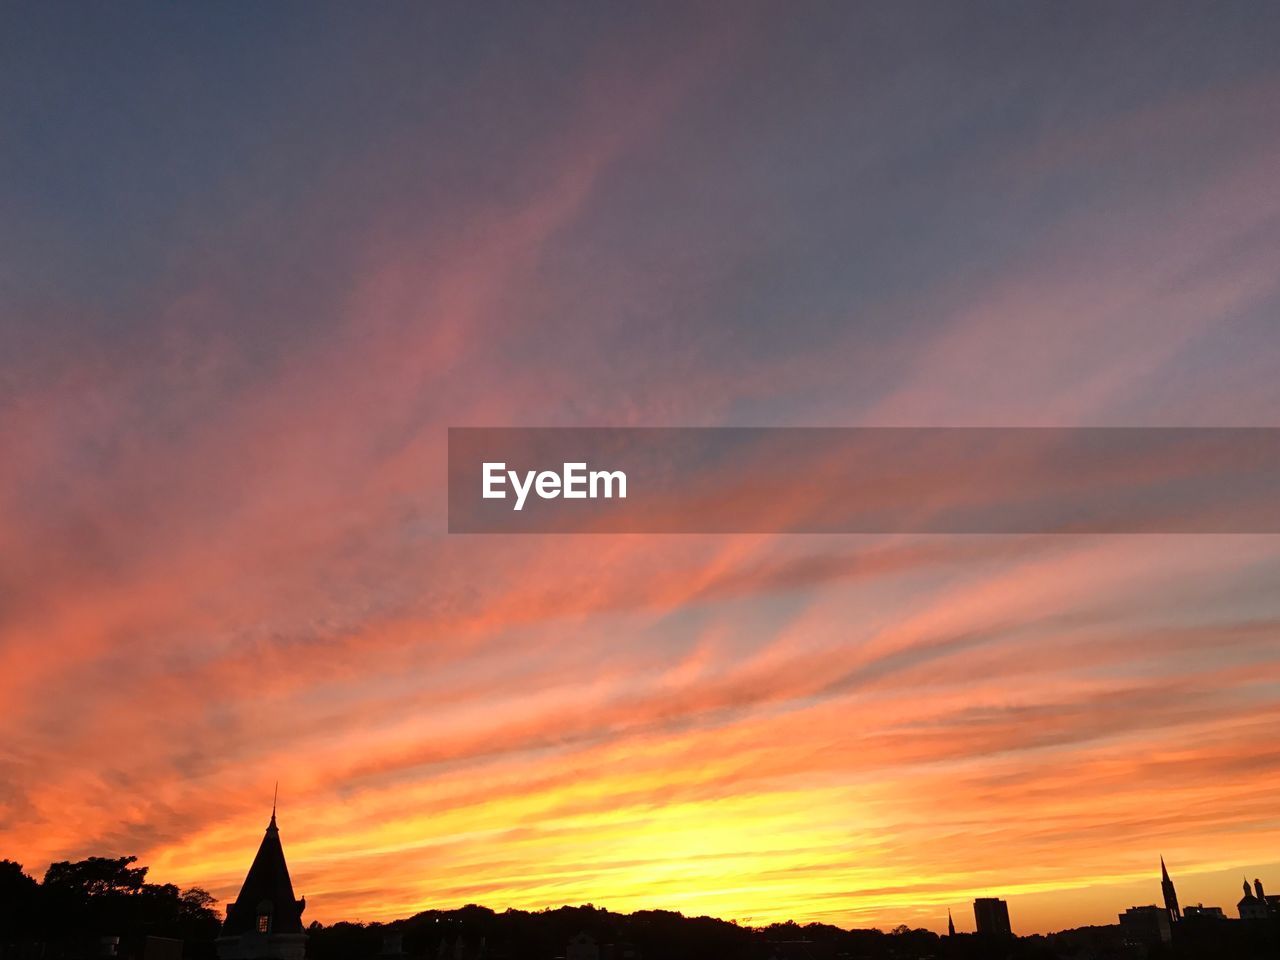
[1,856,220,951]
[301,905,1274,960]
[4,856,1279,960]
[307,905,1006,960]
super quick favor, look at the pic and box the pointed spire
[271,781,279,828]
[1161,856,1180,923]
[947,908,955,937]
[221,795,305,935]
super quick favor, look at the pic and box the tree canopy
[0,856,220,945]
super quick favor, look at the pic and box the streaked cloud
[2,2,1279,937]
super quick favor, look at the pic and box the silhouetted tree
[43,856,149,897]
[0,860,41,938]
[0,854,219,947]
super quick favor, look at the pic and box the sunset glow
[3,3,1280,938]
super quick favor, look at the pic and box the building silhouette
[566,932,599,960]
[972,898,1011,937]
[1119,905,1172,946]
[215,806,307,960]
[1161,856,1181,925]
[1182,904,1226,920]
[1238,877,1280,920]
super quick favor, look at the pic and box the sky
[2,0,1280,936]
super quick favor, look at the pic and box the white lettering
[510,469,536,512]
[481,462,627,510]
[482,462,506,499]
[590,469,627,500]
[535,470,561,499]
[563,462,588,498]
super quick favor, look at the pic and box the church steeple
[947,908,955,937]
[217,801,308,960]
[1160,856,1180,924]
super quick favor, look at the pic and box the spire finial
[271,781,278,826]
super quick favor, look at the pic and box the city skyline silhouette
[5,807,1279,940]
[4,813,1279,959]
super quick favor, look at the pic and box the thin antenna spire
[271,781,278,826]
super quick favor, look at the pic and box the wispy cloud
[2,4,1279,937]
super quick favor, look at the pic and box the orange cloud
[3,24,1280,940]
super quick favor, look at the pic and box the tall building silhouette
[1161,856,1181,925]
[973,898,1012,937]
[216,806,307,960]
[1119,905,1172,947]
